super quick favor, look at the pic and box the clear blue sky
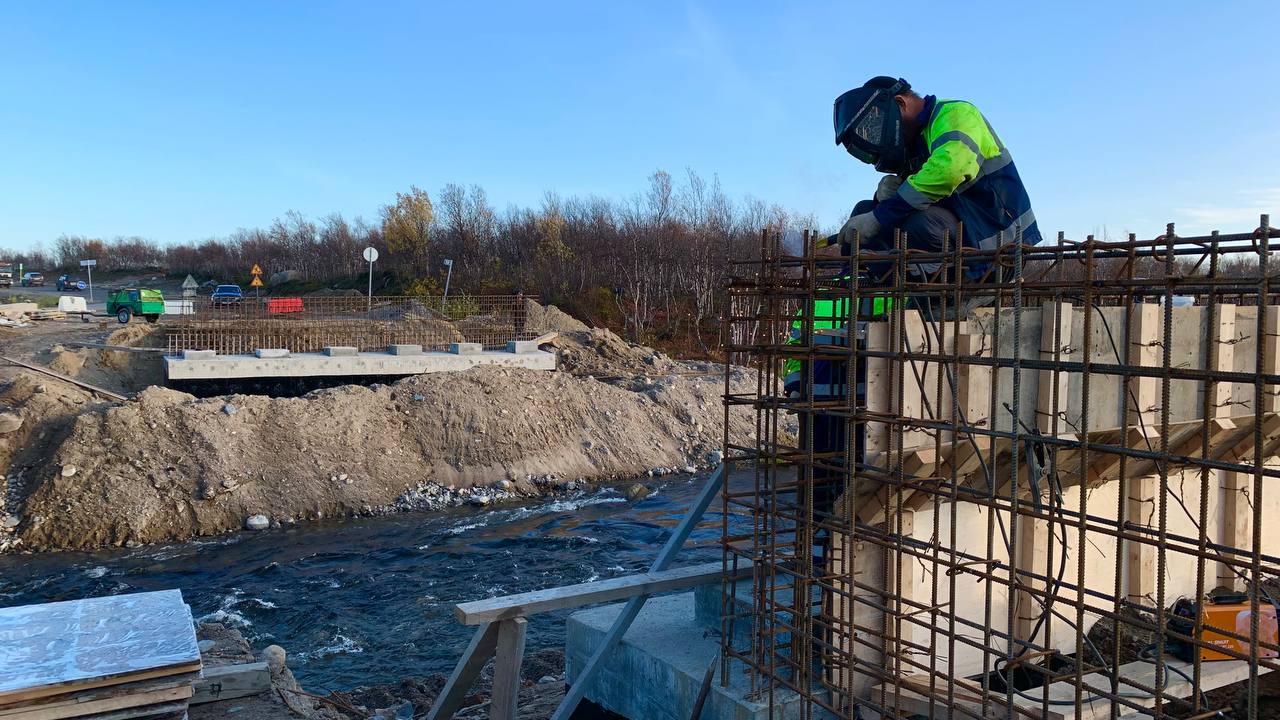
[2,1,1278,251]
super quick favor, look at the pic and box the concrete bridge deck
[164,342,556,381]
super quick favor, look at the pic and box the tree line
[1,170,818,349]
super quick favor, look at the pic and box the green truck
[106,288,165,323]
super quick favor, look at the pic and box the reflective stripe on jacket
[875,96,1042,272]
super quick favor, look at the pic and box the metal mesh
[722,218,1280,718]
[165,294,538,356]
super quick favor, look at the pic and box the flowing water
[0,471,747,691]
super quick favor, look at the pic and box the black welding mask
[833,76,912,174]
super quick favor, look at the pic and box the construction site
[0,216,1278,720]
[2,4,1278,718]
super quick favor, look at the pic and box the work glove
[874,174,904,202]
[837,211,881,248]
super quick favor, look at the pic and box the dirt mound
[523,299,589,335]
[548,329,681,378]
[45,323,166,393]
[14,363,753,550]
[0,372,107,551]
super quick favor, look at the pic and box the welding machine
[1167,595,1280,662]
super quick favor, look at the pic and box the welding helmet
[833,76,912,174]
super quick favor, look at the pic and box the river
[0,470,747,691]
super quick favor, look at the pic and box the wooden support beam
[488,618,527,720]
[883,510,914,678]
[1125,304,1160,605]
[190,662,269,705]
[1014,303,1073,645]
[1221,307,1278,589]
[1036,302,1074,436]
[454,560,743,625]
[425,622,500,720]
[550,464,728,720]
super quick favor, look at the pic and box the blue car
[210,284,243,306]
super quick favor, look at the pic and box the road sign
[250,264,263,276]
[250,276,264,288]
[75,280,86,291]
[362,247,379,263]
[79,259,97,267]
[182,275,199,290]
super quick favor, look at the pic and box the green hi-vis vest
[782,295,890,378]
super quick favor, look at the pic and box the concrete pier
[566,591,822,720]
[164,347,556,381]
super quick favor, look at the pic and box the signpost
[181,274,199,299]
[250,264,263,298]
[363,247,378,313]
[442,258,454,313]
[79,259,97,302]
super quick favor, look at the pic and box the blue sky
[1,1,1277,251]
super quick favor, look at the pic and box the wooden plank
[1036,302,1073,435]
[0,675,197,716]
[0,666,201,709]
[1033,656,1271,720]
[62,343,168,354]
[0,590,200,702]
[883,510,914,671]
[189,663,269,705]
[0,355,128,402]
[424,622,500,720]
[488,618,527,720]
[59,701,188,720]
[1,687,191,720]
[874,657,1270,720]
[1125,304,1160,606]
[454,560,745,626]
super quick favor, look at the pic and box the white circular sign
[363,247,379,263]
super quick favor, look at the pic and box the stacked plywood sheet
[0,590,202,720]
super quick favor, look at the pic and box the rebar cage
[722,217,1280,719]
[165,294,539,356]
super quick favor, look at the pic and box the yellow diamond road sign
[251,264,263,276]
[250,276,264,287]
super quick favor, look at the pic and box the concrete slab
[566,593,825,720]
[323,346,358,357]
[507,340,540,354]
[254,348,290,359]
[388,344,423,356]
[164,349,556,381]
[450,342,482,355]
[182,349,216,360]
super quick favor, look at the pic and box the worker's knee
[901,205,960,252]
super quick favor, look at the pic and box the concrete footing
[566,592,821,720]
[323,346,358,357]
[387,344,424,356]
[165,348,556,381]
[254,348,290,359]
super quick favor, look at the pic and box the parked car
[210,284,244,306]
[56,275,86,292]
[20,272,44,287]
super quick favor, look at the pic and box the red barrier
[266,297,304,314]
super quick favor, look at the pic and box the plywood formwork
[722,221,1280,719]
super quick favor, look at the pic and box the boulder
[625,483,651,501]
[244,514,269,531]
[269,270,299,286]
